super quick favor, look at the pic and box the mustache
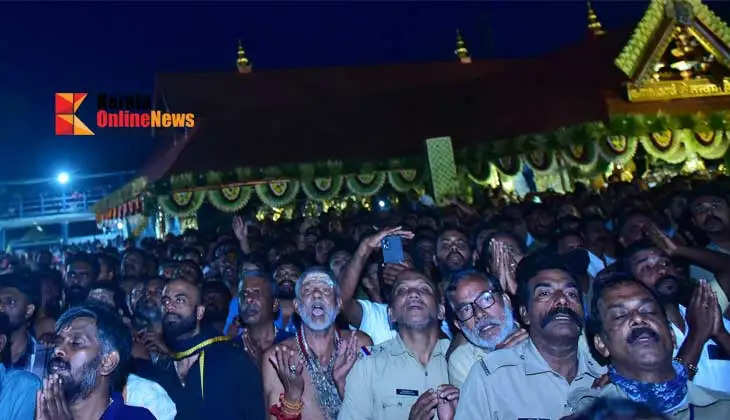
[540,306,583,329]
[474,317,501,330]
[308,299,328,309]
[49,357,71,372]
[627,327,659,344]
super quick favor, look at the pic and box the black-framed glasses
[455,290,497,322]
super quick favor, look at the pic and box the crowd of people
[1,175,730,419]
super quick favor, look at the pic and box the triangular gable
[615,0,730,102]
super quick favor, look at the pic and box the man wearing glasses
[455,252,605,420]
[445,270,527,388]
[688,187,730,315]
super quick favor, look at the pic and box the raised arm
[647,223,730,298]
[676,281,716,379]
[340,227,414,327]
[232,215,251,255]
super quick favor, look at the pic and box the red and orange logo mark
[55,93,94,135]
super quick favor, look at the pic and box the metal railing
[1,190,107,220]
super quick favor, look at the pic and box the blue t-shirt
[0,364,41,420]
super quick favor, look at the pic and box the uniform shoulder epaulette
[357,344,383,359]
[482,345,525,373]
[479,359,491,376]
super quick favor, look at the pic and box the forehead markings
[301,273,335,289]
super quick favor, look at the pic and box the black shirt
[138,337,265,420]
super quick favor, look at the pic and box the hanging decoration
[346,172,387,196]
[255,180,300,208]
[461,148,493,186]
[687,130,730,159]
[158,191,205,217]
[387,169,425,192]
[522,149,557,175]
[206,186,253,212]
[301,176,344,201]
[561,141,599,174]
[639,130,683,162]
[493,155,522,178]
[599,135,639,166]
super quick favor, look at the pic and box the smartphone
[382,235,404,264]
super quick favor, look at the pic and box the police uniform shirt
[454,338,605,420]
[448,341,487,389]
[337,335,451,420]
[570,380,730,419]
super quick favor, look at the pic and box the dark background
[2,1,729,182]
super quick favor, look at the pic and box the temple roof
[149,31,632,181]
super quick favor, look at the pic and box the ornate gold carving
[400,169,417,182]
[314,177,333,191]
[270,181,288,197]
[221,187,240,201]
[172,192,192,206]
[357,173,376,184]
[627,77,730,101]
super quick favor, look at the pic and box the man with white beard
[262,267,371,420]
[445,270,528,388]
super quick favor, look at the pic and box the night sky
[2,1,729,182]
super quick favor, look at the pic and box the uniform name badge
[396,389,418,396]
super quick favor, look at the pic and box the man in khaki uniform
[338,270,458,420]
[445,270,527,388]
[455,252,605,420]
[569,275,730,418]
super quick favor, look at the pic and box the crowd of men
[1,175,730,419]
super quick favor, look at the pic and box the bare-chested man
[262,267,371,420]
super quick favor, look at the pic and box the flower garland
[522,149,557,175]
[301,176,344,201]
[158,191,206,217]
[387,169,425,192]
[206,186,253,212]
[494,155,522,178]
[561,141,599,174]
[599,135,639,166]
[687,130,730,159]
[345,172,386,196]
[255,180,300,208]
[639,130,683,162]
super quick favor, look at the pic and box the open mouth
[311,303,325,317]
[628,327,659,344]
[552,314,573,322]
[49,359,70,374]
[406,301,425,310]
[478,323,498,334]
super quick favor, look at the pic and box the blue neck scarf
[608,360,688,413]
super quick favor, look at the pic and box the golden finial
[236,40,252,74]
[454,29,472,64]
[587,1,606,37]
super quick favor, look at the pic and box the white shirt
[124,374,177,420]
[671,305,730,393]
[356,299,452,345]
[689,242,730,312]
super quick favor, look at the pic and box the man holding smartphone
[339,227,414,344]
